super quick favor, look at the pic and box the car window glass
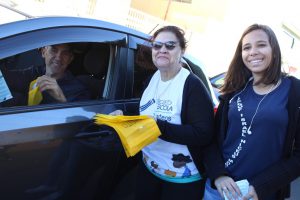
[0,42,110,109]
[133,44,156,98]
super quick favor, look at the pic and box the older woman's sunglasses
[151,41,178,51]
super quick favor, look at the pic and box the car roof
[0,16,150,40]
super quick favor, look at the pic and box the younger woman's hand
[242,185,258,200]
[214,176,242,200]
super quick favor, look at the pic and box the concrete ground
[286,177,300,200]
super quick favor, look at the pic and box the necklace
[154,67,181,101]
[247,80,281,134]
[139,68,180,113]
[224,79,281,168]
[154,76,175,101]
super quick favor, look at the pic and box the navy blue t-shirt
[223,77,291,181]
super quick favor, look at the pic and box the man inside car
[1,43,90,106]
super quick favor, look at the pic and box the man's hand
[214,176,242,200]
[36,75,66,102]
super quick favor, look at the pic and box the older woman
[132,26,214,200]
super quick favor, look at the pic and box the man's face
[41,44,74,78]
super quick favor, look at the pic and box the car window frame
[0,25,130,105]
[127,36,155,99]
[0,26,127,60]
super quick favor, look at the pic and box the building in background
[1,0,300,77]
[131,0,300,77]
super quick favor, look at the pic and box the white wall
[186,0,300,76]
[92,0,131,25]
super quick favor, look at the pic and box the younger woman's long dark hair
[221,24,283,95]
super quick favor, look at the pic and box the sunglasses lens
[165,42,176,50]
[152,41,177,50]
[152,42,163,50]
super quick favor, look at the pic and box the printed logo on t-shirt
[154,99,173,122]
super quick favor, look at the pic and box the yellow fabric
[28,79,43,106]
[94,114,161,157]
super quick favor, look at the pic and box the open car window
[0,42,111,109]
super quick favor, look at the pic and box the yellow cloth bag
[28,79,43,106]
[94,114,161,157]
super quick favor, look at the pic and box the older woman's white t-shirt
[139,68,200,183]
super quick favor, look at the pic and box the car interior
[75,43,110,99]
[133,44,156,98]
[0,42,111,108]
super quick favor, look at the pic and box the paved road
[286,177,300,200]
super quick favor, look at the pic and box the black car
[0,16,217,200]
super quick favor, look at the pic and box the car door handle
[75,129,114,139]
[74,124,122,152]
[0,146,11,160]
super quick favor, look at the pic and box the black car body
[0,16,217,200]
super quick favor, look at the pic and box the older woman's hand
[214,176,242,200]
[147,115,157,122]
[109,109,123,116]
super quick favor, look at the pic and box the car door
[0,18,149,200]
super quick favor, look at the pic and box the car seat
[77,45,109,99]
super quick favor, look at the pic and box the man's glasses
[151,41,178,51]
